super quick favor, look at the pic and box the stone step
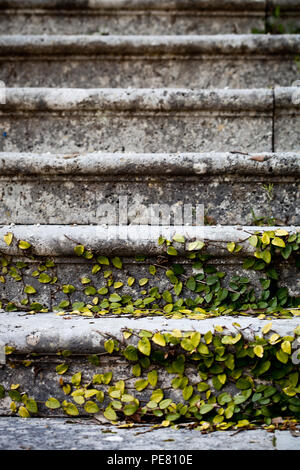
[1,87,299,153]
[0,0,274,36]
[0,151,299,226]
[1,0,300,36]
[0,314,299,420]
[0,224,299,311]
[1,34,300,88]
[0,418,299,450]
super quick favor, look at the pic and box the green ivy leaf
[38,273,52,284]
[138,337,151,356]
[104,339,115,354]
[24,285,37,294]
[112,257,122,269]
[45,397,61,409]
[167,246,178,256]
[56,364,69,375]
[148,370,158,387]
[135,379,149,391]
[18,240,31,250]
[84,401,100,414]
[74,245,85,256]
[104,406,117,421]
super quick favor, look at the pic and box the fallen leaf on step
[249,155,272,162]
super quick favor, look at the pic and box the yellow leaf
[261,232,270,245]
[254,345,264,358]
[18,240,31,250]
[227,242,235,253]
[262,322,272,335]
[269,333,280,344]
[161,420,170,427]
[18,406,30,418]
[4,232,13,246]
[214,325,223,333]
[152,333,166,347]
[123,331,132,340]
[275,229,289,236]
[281,341,291,355]
[10,384,20,390]
[171,329,182,338]
[271,237,285,248]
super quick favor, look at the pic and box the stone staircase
[0,0,300,450]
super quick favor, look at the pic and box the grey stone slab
[1,254,299,310]
[0,0,268,11]
[0,224,298,306]
[0,152,299,225]
[0,88,274,153]
[1,35,299,88]
[1,177,299,226]
[1,312,299,354]
[0,417,291,450]
[0,224,298,257]
[274,86,300,152]
[1,151,300,177]
[0,0,267,35]
[0,314,299,417]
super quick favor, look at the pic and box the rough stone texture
[0,88,274,153]
[1,418,299,450]
[274,87,300,152]
[1,35,300,88]
[1,151,300,176]
[0,152,299,225]
[0,114,272,154]
[1,87,299,152]
[0,0,268,35]
[0,13,264,36]
[1,313,299,354]
[0,225,299,306]
[1,255,299,309]
[1,224,299,257]
[0,87,275,111]
[0,314,299,417]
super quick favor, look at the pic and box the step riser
[0,12,265,35]
[2,256,299,310]
[1,0,299,35]
[1,35,299,88]
[0,112,274,153]
[1,153,299,226]
[3,57,299,89]
[1,177,299,226]
[1,89,299,154]
[0,87,289,153]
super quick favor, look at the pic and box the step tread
[0,225,299,257]
[1,34,300,56]
[1,151,299,176]
[1,312,299,354]
[0,417,298,450]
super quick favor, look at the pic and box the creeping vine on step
[0,229,299,318]
[1,325,300,430]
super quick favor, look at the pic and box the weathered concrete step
[1,87,299,153]
[0,314,299,420]
[0,225,299,310]
[1,35,300,88]
[0,152,299,225]
[2,313,299,355]
[0,0,269,36]
[0,418,299,450]
[1,0,300,36]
